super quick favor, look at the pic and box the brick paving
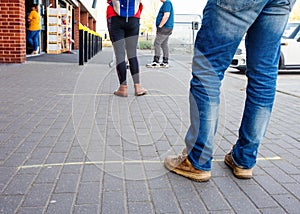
[0,48,300,213]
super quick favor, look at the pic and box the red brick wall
[0,0,26,63]
[93,20,96,32]
[74,3,80,50]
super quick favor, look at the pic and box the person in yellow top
[27,5,41,54]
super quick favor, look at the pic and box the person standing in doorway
[27,4,41,55]
[146,0,174,68]
[164,0,295,182]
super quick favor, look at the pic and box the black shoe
[146,62,160,68]
[160,62,169,68]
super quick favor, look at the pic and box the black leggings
[108,16,140,85]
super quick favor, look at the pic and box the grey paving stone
[273,194,300,214]
[126,180,149,202]
[239,183,279,209]
[123,150,141,160]
[54,173,80,193]
[0,195,23,214]
[74,204,99,214]
[213,177,260,213]
[140,145,159,158]
[22,183,53,207]
[272,159,300,175]
[169,176,197,200]
[148,175,170,190]
[259,207,287,214]
[81,164,103,182]
[0,166,16,188]
[263,167,296,183]
[178,197,208,213]
[76,182,101,204]
[101,191,125,213]
[254,175,288,195]
[151,188,180,213]
[283,182,300,200]
[194,182,231,212]
[18,207,45,214]
[3,173,35,195]
[124,163,145,180]
[14,140,39,154]
[45,153,67,165]
[35,166,61,183]
[65,146,86,162]
[104,162,123,173]
[4,152,28,167]
[29,147,52,160]
[61,164,82,174]
[103,173,124,192]
[128,202,154,214]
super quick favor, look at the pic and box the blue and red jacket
[106,0,143,19]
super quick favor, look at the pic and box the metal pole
[79,28,84,65]
[84,30,88,62]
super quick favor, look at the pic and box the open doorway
[25,0,48,55]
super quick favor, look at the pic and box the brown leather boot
[134,84,147,96]
[164,149,211,182]
[224,151,253,179]
[114,85,128,97]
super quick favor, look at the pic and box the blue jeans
[185,0,295,171]
[27,30,40,52]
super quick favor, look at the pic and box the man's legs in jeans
[26,30,34,50]
[27,30,40,52]
[185,0,293,172]
[32,30,40,52]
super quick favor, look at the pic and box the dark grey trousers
[154,28,172,61]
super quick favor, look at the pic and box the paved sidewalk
[0,48,300,213]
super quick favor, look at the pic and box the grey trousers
[154,28,172,61]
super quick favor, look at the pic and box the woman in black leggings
[107,0,147,97]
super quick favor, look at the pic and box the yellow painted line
[18,156,282,170]
[214,156,282,162]
[18,160,161,169]
[58,94,111,96]
[58,94,187,97]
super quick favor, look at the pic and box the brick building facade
[0,0,97,63]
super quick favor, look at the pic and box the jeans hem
[188,156,211,172]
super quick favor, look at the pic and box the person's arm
[158,12,170,28]
[28,11,33,23]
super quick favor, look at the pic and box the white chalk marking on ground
[18,156,282,169]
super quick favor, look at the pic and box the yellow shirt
[28,10,41,31]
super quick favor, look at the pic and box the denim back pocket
[217,0,258,12]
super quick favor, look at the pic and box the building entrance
[25,0,48,55]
